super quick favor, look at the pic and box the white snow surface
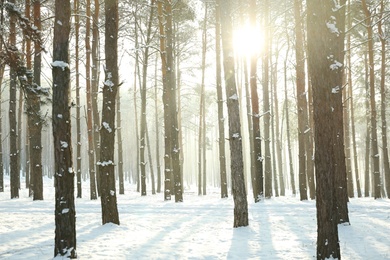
[0,176,389,259]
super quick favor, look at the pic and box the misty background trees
[0,0,390,258]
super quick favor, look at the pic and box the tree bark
[215,2,228,198]
[219,0,248,228]
[99,0,120,225]
[52,0,76,257]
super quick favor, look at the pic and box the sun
[233,23,265,58]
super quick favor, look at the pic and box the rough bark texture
[215,3,228,198]
[52,0,76,257]
[307,0,342,258]
[219,0,248,228]
[99,0,120,225]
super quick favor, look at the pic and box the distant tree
[99,0,120,225]
[219,0,248,228]
[378,0,390,198]
[361,0,381,199]
[52,0,77,257]
[0,3,4,193]
[307,0,344,258]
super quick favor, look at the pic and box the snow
[0,176,389,259]
[51,61,69,71]
[102,122,112,133]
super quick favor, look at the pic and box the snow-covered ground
[0,176,389,259]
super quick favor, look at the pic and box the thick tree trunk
[0,10,3,193]
[219,0,248,228]
[307,0,344,258]
[155,54,162,193]
[52,0,76,257]
[99,0,120,225]
[215,3,228,198]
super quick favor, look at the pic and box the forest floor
[0,175,389,259]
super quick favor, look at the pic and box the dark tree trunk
[99,0,120,225]
[249,0,263,202]
[9,0,19,199]
[307,0,345,258]
[215,3,228,198]
[0,7,3,193]
[146,122,156,194]
[29,0,43,201]
[52,0,76,257]
[155,54,162,193]
[219,0,248,228]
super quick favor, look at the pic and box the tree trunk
[362,49,370,197]
[219,0,248,228]
[74,0,82,199]
[117,85,124,195]
[249,0,263,202]
[284,44,295,195]
[146,122,156,194]
[215,3,228,198]
[307,0,344,258]
[29,0,43,201]
[9,0,19,199]
[262,0,272,199]
[155,54,162,193]
[294,0,308,201]
[92,0,101,196]
[99,0,120,225]
[52,0,76,257]
[0,8,4,193]
[86,0,98,200]
[378,0,390,198]
[362,0,381,199]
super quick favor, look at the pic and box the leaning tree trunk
[52,0,76,257]
[215,3,228,198]
[219,0,248,228]
[99,0,120,225]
